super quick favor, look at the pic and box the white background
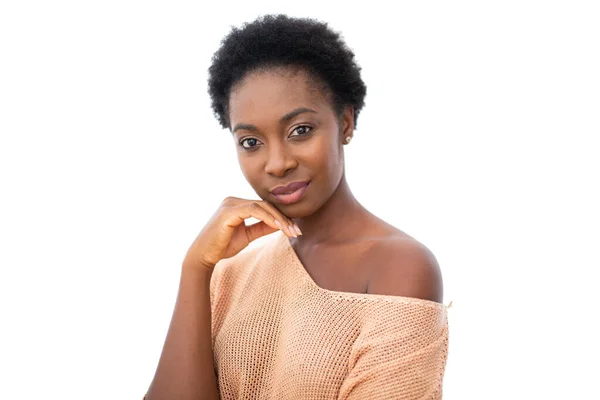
[1,1,599,399]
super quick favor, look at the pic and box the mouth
[271,181,310,205]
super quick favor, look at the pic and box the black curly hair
[207,14,367,131]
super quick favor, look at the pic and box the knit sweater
[208,231,450,400]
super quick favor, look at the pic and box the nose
[264,141,297,177]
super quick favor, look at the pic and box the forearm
[145,264,219,400]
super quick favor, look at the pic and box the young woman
[144,14,450,400]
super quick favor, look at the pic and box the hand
[182,197,301,271]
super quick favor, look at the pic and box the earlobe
[338,106,355,144]
[340,106,354,144]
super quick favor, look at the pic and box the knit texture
[209,231,450,400]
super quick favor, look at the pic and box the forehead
[229,67,330,127]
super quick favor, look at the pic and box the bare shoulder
[366,234,444,303]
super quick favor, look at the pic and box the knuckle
[248,202,262,212]
[221,196,237,206]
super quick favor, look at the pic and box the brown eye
[291,125,312,137]
[240,137,261,149]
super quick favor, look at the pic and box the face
[228,66,354,218]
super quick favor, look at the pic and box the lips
[271,181,310,205]
[270,181,310,195]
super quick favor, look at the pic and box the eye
[290,125,312,137]
[240,137,262,150]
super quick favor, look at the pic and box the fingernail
[275,220,282,230]
[294,224,302,235]
[289,224,297,237]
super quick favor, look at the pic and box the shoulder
[366,235,443,303]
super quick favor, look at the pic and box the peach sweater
[207,232,450,399]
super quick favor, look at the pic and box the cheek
[301,136,341,188]
[307,133,338,163]
[316,136,341,172]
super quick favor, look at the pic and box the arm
[337,237,448,399]
[143,196,297,399]
[144,263,219,400]
[337,319,449,400]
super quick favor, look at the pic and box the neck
[291,173,369,245]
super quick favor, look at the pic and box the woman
[144,14,450,400]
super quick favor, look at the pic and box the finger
[245,220,278,242]
[225,202,294,238]
[257,201,301,237]
[249,202,296,238]
[253,201,297,237]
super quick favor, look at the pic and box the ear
[339,105,355,137]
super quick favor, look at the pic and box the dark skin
[144,65,443,400]
[229,66,443,303]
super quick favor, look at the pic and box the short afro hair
[207,14,367,130]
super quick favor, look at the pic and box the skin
[144,65,445,400]
[228,66,443,303]
[145,64,444,400]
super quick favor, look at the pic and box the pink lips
[270,181,310,205]
[271,181,310,195]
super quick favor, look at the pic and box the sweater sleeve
[337,303,449,400]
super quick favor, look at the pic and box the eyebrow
[232,107,318,133]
